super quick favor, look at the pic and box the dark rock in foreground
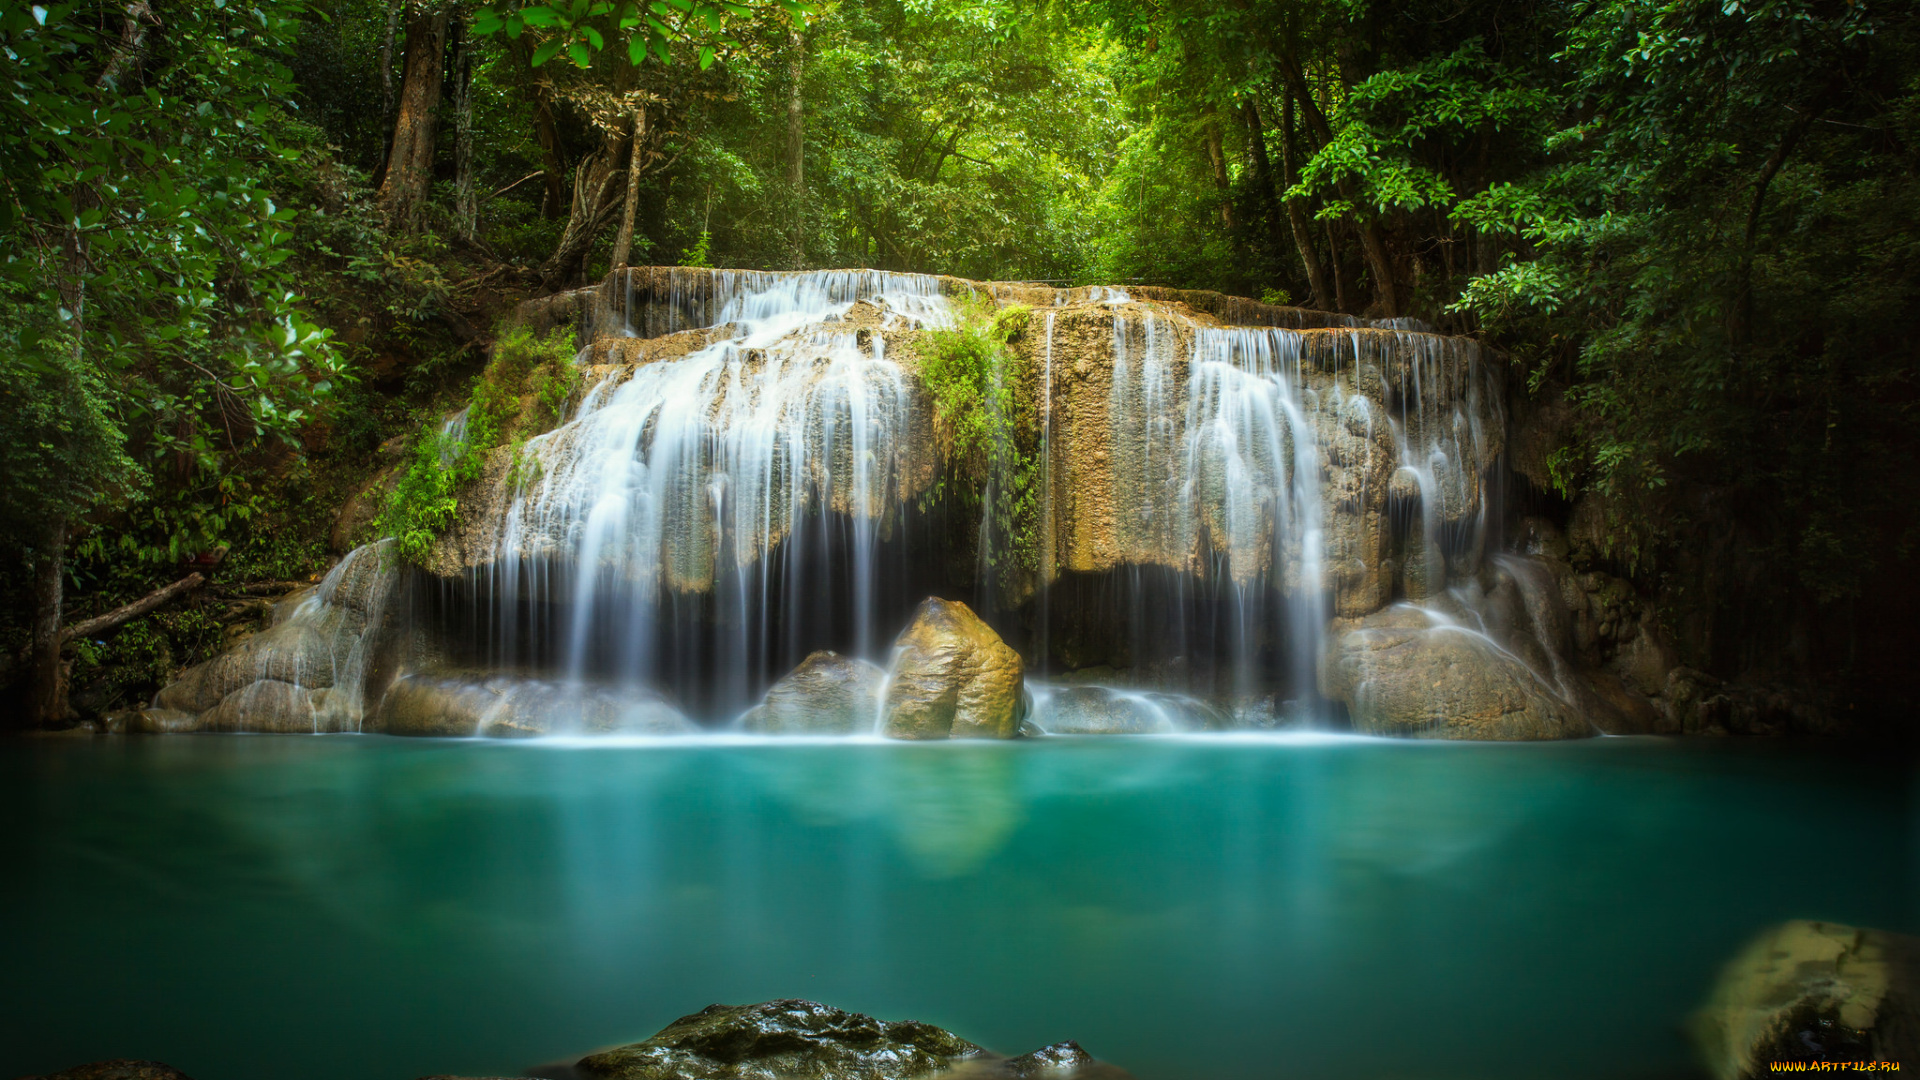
[575,1000,1128,1079]
[1695,920,1920,1078]
[16,1063,194,1080]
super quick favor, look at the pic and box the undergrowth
[376,325,581,565]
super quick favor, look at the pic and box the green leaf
[698,44,715,69]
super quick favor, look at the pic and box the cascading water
[476,271,950,714]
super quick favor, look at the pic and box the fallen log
[60,573,205,643]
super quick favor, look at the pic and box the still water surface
[1,735,1913,1080]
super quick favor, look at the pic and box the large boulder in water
[881,598,1025,740]
[1695,920,1920,1078]
[741,651,886,735]
[1325,605,1589,740]
[376,673,694,737]
[575,999,988,1079]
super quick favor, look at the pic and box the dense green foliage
[0,0,341,562]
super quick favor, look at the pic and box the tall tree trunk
[1278,52,1399,315]
[378,8,450,234]
[1279,90,1332,310]
[533,90,569,220]
[451,19,476,241]
[372,0,402,187]
[1357,221,1399,317]
[1240,100,1295,283]
[30,518,69,726]
[787,28,806,267]
[1205,110,1232,229]
[610,108,648,270]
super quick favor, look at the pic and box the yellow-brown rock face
[882,598,1025,739]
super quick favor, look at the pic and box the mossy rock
[576,999,988,1080]
[1695,920,1920,1078]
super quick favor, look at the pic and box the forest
[2,0,1916,730]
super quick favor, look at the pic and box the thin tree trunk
[30,518,69,726]
[787,28,806,267]
[610,108,648,269]
[1280,89,1332,310]
[1205,110,1232,229]
[451,20,477,240]
[372,0,402,187]
[1325,219,1348,313]
[379,8,450,234]
[1357,220,1399,317]
[1241,100,1297,282]
[532,83,568,220]
[96,0,154,89]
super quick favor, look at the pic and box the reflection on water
[0,736,1913,1080]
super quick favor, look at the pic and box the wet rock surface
[375,672,695,737]
[1033,686,1178,734]
[145,543,398,733]
[882,599,1025,740]
[1325,604,1590,740]
[742,651,887,735]
[1695,920,1920,1078]
[575,999,988,1079]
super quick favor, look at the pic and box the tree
[0,0,341,723]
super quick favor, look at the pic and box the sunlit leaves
[472,0,813,69]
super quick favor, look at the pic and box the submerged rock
[375,673,694,737]
[575,999,987,1079]
[882,598,1025,740]
[1695,920,1920,1078]
[1325,605,1589,740]
[742,651,887,735]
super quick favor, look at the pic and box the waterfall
[440,271,1504,724]
[480,271,949,713]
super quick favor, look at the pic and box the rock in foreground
[1695,920,1920,1078]
[742,651,887,735]
[575,1001,1130,1080]
[16,1063,194,1080]
[575,999,985,1079]
[882,599,1025,740]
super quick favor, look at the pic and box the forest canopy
[2,0,1916,723]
